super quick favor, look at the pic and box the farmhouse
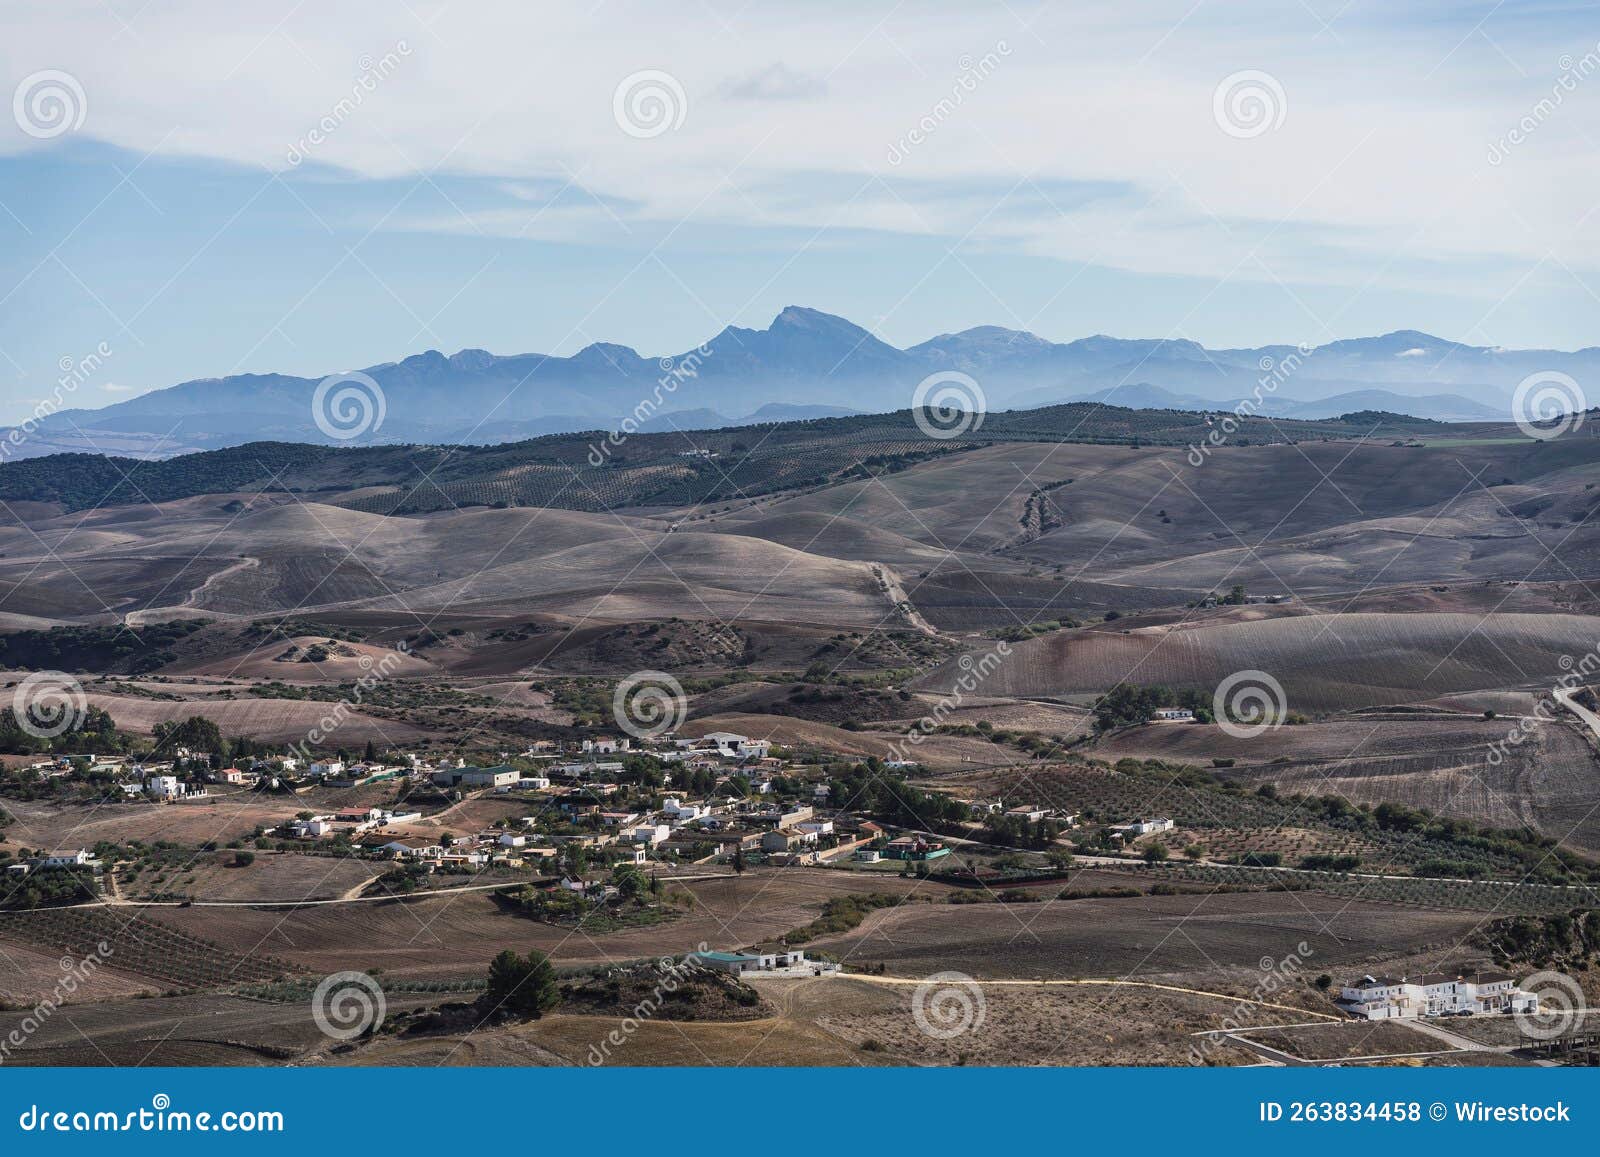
[1005,805,1048,822]
[760,829,800,853]
[1337,971,1538,1020]
[364,835,444,860]
[35,848,94,869]
[1151,708,1195,721]
[628,824,671,846]
[690,947,840,978]
[662,797,708,822]
[882,835,950,861]
[430,764,519,789]
[701,732,772,760]
[146,775,205,801]
[1118,818,1175,837]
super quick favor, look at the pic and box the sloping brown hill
[916,611,1600,712]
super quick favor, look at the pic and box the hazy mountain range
[14,306,1595,459]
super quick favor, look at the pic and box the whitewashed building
[1338,971,1538,1020]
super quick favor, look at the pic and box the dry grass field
[918,612,1600,712]
[0,936,161,1005]
[805,976,1285,1066]
[1241,1020,1444,1061]
[147,869,954,979]
[115,851,377,903]
[81,692,429,744]
[812,890,1485,980]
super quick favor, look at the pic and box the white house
[690,947,839,978]
[371,836,443,860]
[627,824,671,847]
[662,797,708,822]
[701,732,771,760]
[1152,708,1195,721]
[519,776,551,790]
[498,833,527,848]
[582,737,632,755]
[1120,818,1175,836]
[37,849,92,869]
[146,775,202,801]
[1338,971,1538,1020]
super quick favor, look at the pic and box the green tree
[486,949,560,1018]
[612,863,648,900]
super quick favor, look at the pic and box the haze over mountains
[19,306,1594,459]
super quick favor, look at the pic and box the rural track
[1554,686,1600,742]
[840,973,1341,1021]
[28,880,524,913]
[871,563,941,638]
[181,554,259,608]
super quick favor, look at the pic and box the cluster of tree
[827,761,968,831]
[0,620,205,675]
[1298,853,1361,872]
[1268,793,1597,884]
[1413,858,1487,879]
[1477,910,1600,968]
[151,715,225,758]
[1232,851,1282,867]
[0,444,339,512]
[1091,684,1211,732]
[0,703,122,755]
[980,814,1062,849]
[0,866,97,910]
[783,893,909,944]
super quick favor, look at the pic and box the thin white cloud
[2,0,1596,296]
[720,63,827,102]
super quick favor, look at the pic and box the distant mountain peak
[14,308,1594,460]
[770,304,873,336]
[572,341,643,365]
[449,348,496,371]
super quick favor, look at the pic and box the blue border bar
[2,1067,1595,1152]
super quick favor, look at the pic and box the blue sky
[1,1,1597,423]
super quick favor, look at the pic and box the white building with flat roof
[1338,971,1538,1020]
